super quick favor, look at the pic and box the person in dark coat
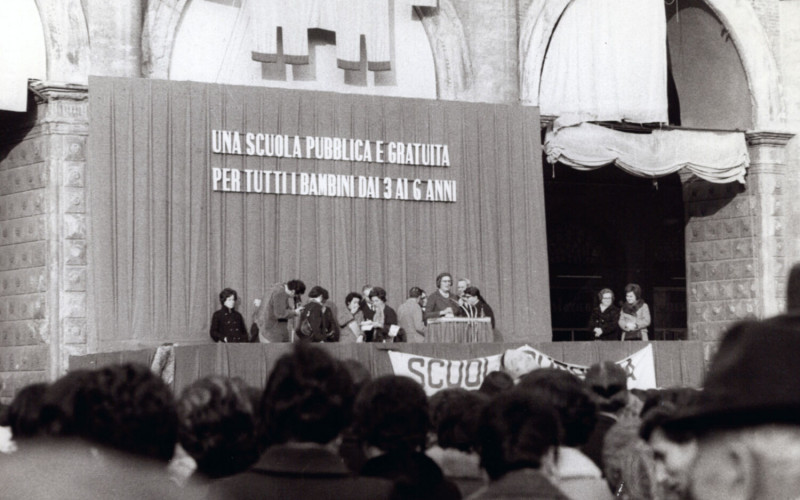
[209,288,249,343]
[295,286,339,343]
[208,344,394,500]
[369,287,405,342]
[589,288,621,341]
[354,376,461,500]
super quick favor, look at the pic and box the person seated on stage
[209,288,249,343]
[337,292,365,343]
[173,376,261,489]
[424,273,463,321]
[295,286,340,343]
[252,280,306,343]
[368,287,405,343]
[589,288,621,341]
[471,390,570,500]
[208,345,394,500]
[353,376,461,500]
[460,286,495,329]
[397,287,428,343]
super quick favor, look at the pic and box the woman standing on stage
[424,272,462,320]
[209,288,249,343]
[589,288,620,341]
[618,283,650,341]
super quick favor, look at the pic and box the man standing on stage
[253,280,306,342]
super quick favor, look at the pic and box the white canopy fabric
[539,0,668,124]
[544,121,750,184]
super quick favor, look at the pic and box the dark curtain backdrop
[88,77,549,347]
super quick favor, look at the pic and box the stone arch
[413,0,473,100]
[519,0,784,129]
[33,0,91,83]
[143,0,471,100]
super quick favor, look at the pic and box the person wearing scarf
[618,283,650,341]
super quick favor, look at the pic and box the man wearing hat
[664,314,800,500]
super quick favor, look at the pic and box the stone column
[745,131,795,315]
[683,130,793,360]
[34,82,90,383]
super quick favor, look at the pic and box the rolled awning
[544,121,750,184]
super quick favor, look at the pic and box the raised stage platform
[69,342,705,394]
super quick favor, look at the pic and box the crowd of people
[210,273,496,344]
[3,303,800,499]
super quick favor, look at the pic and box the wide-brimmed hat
[665,313,800,434]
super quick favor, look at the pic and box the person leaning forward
[252,280,306,343]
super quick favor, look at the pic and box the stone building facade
[0,0,799,401]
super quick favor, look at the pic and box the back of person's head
[518,368,597,447]
[788,262,800,312]
[353,375,429,453]
[7,382,48,440]
[603,419,656,499]
[308,285,327,300]
[429,388,489,453]
[287,279,306,295]
[585,361,629,413]
[408,286,424,299]
[479,371,514,396]
[341,359,372,395]
[39,363,178,462]
[218,287,237,305]
[476,389,560,481]
[369,286,387,303]
[177,375,260,478]
[260,344,354,447]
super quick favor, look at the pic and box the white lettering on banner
[212,130,451,168]
[213,168,457,202]
[387,345,658,395]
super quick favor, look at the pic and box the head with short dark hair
[463,286,484,303]
[7,382,49,440]
[353,375,429,453]
[286,280,306,296]
[788,262,800,312]
[597,288,615,303]
[408,287,425,299]
[177,375,260,478]
[477,390,560,481]
[39,363,178,462]
[260,344,354,447]
[308,286,328,301]
[518,369,597,447]
[218,288,238,306]
[479,371,515,396]
[624,283,643,301]
[429,388,489,453]
[345,292,363,306]
[436,272,452,289]
[368,286,387,303]
[585,361,629,413]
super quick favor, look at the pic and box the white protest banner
[387,351,502,396]
[387,344,657,395]
[500,344,657,390]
